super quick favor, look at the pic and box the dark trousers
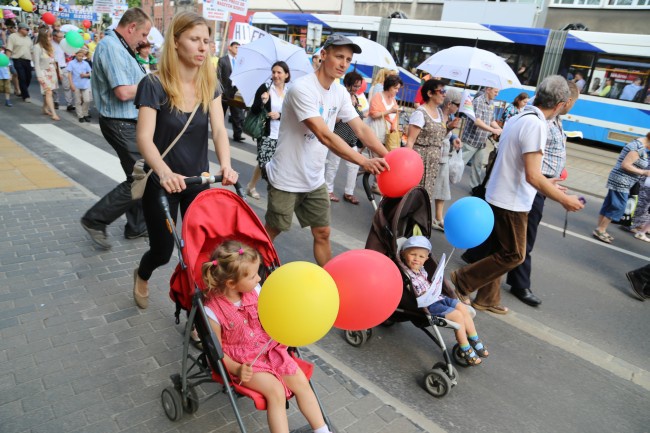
[82,117,146,236]
[137,182,207,281]
[506,192,546,290]
[13,59,32,100]
[222,100,244,138]
[455,205,528,306]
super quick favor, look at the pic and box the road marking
[540,222,650,261]
[489,310,650,392]
[308,345,448,433]
[22,123,650,392]
[20,124,125,183]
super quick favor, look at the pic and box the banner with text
[209,0,248,16]
[57,5,98,22]
[232,22,268,44]
[203,2,228,21]
[93,0,115,14]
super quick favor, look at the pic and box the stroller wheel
[452,343,470,368]
[183,384,199,414]
[423,368,452,398]
[161,386,183,421]
[344,329,372,347]
[433,361,458,386]
[380,319,395,327]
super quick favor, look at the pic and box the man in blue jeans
[80,8,151,249]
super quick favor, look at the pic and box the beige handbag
[131,105,199,200]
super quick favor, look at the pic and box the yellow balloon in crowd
[83,33,91,41]
[19,0,33,13]
[258,261,339,347]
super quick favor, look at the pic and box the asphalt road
[6,85,650,433]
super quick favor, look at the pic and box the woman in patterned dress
[593,132,650,243]
[406,79,451,227]
[201,241,332,433]
[32,27,59,121]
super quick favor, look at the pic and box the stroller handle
[183,174,246,198]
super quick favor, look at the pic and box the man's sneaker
[54,102,60,109]
[5,100,12,107]
[81,219,111,249]
[67,105,75,111]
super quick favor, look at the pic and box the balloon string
[446,248,455,266]
[251,338,273,367]
[238,338,273,385]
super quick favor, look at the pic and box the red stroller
[162,175,334,432]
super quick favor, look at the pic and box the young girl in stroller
[401,235,489,366]
[201,240,332,433]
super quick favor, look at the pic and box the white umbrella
[417,46,520,90]
[60,24,80,34]
[231,34,313,107]
[147,27,164,47]
[349,36,397,70]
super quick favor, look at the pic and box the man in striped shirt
[460,87,503,188]
[505,81,580,306]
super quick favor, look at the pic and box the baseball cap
[401,236,432,252]
[18,23,29,30]
[322,34,362,54]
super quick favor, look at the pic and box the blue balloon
[443,197,495,249]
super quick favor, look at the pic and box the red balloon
[356,80,367,95]
[324,249,402,331]
[560,168,568,181]
[82,19,91,29]
[42,12,56,25]
[377,147,424,198]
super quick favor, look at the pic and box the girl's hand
[390,106,399,114]
[261,91,269,104]
[159,171,186,194]
[220,166,238,186]
[452,138,461,150]
[238,363,253,383]
[449,117,461,129]
[268,111,280,120]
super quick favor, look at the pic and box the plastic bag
[448,149,464,184]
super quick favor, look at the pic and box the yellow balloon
[83,33,91,41]
[19,0,33,13]
[258,262,339,347]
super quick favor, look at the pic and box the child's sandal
[470,338,489,358]
[459,346,482,366]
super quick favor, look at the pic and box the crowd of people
[1,18,103,119]
[1,6,648,429]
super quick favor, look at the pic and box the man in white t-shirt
[264,34,389,266]
[451,75,584,315]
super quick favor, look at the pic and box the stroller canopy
[366,186,432,259]
[171,189,280,311]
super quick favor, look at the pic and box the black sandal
[470,338,489,358]
[458,345,482,366]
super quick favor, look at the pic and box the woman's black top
[135,75,221,181]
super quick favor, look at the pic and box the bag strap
[159,104,200,161]
[481,111,537,188]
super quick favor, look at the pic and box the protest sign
[232,22,268,44]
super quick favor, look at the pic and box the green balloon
[65,31,85,49]
[0,53,9,68]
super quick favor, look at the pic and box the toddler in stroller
[400,235,489,366]
[201,240,332,433]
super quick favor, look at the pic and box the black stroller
[344,184,473,398]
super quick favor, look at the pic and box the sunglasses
[435,88,447,95]
[452,102,460,107]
